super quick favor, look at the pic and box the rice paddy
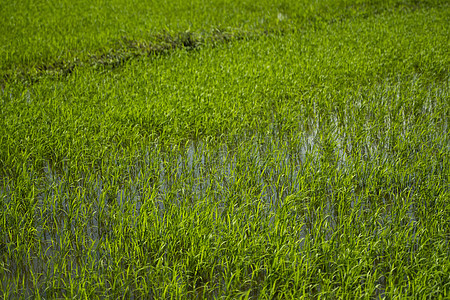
[1,0,449,298]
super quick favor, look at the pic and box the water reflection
[0,128,441,297]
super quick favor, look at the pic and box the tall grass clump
[1,0,449,298]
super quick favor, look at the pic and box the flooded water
[0,124,446,297]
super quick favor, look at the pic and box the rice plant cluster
[1,0,449,298]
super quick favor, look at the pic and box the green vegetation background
[1,0,449,298]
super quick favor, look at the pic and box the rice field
[1,0,449,298]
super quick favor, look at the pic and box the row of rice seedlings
[1,5,448,175]
[1,109,448,297]
[4,0,444,81]
[1,88,448,297]
[1,85,448,295]
[1,4,448,298]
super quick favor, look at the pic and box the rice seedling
[1,0,449,298]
